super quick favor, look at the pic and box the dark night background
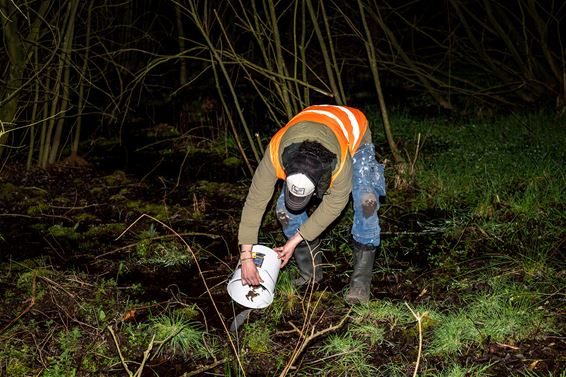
[2,0,564,163]
[0,1,564,376]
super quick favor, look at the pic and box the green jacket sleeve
[237,151,278,245]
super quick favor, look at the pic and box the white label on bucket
[252,252,265,268]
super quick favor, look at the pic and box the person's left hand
[274,233,303,268]
[274,243,296,268]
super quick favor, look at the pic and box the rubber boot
[292,239,323,287]
[345,241,376,304]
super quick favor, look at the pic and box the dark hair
[282,141,336,196]
[299,141,336,165]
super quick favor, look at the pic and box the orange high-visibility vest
[269,105,368,184]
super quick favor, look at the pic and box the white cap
[285,173,315,211]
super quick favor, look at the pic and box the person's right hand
[240,251,263,286]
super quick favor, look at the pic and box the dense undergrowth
[0,110,564,376]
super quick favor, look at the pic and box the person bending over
[237,105,386,304]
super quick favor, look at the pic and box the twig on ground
[279,308,352,377]
[405,302,425,377]
[115,214,246,375]
[181,357,229,377]
[107,325,134,376]
[107,324,155,377]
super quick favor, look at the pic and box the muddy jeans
[276,143,386,247]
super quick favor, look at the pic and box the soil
[0,135,564,376]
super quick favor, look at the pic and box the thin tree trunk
[184,1,261,164]
[293,0,309,107]
[38,75,50,167]
[373,4,453,110]
[71,1,94,162]
[526,0,562,82]
[0,0,25,158]
[357,0,402,164]
[319,0,346,103]
[266,0,294,118]
[48,0,79,164]
[305,0,345,105]
[175,1,188,86]
[27,53,41,169]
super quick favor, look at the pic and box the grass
[134,225,194,268]
[311,110,563,373]
[1,111,564,376]
[268,269,302,320]
[350,299,409,327]
[242,321,273,354]
[400,111,565,219]
[428,276,554,356]
[295,109,565,376]
[137,241,193,267]
[316,333,377,376]
[425,362,493,377]
[151,311,213,358]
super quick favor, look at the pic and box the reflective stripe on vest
[269,105,368,184]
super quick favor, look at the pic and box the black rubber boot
[292,238,323,287]
[345,241,376,304]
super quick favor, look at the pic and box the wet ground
[0,133,564,376]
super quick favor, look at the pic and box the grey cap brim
[284,186,313,212]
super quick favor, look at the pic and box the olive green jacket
[238,121,372,245]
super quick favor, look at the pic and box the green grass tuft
[151,312,213,359]
[428,278,553,356]
[318,333,377,376]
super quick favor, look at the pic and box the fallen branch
[279,308,352,377]
[107,324,155,377]
[181,357,229,377]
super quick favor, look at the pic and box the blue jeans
[276,143,385,247]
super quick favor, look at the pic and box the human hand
[274,244,296,268]
[240,251,263,286]
[275,233,304,268]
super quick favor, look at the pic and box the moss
[48,224,81,239]
[191,180,245,201]
[109,193,126,202]
[147,122,179,138]
[103,170,129,186]
[0,182,18,201]
[16,268,52,290]
[89,186,104,195]
[136,239,151,257]
[5,357,31,377]
[53,196,69,205]
[26,201,50,215]
[243,321,273,354]
[223,156,241,168]
[74,213,97,223]
[84,223,124,238]
[15,268,51,302]
[124,200,169,220]
[174,305,200,321]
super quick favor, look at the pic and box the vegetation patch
[0,112,564,376]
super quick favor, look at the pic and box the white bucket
[227,245,280,309]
